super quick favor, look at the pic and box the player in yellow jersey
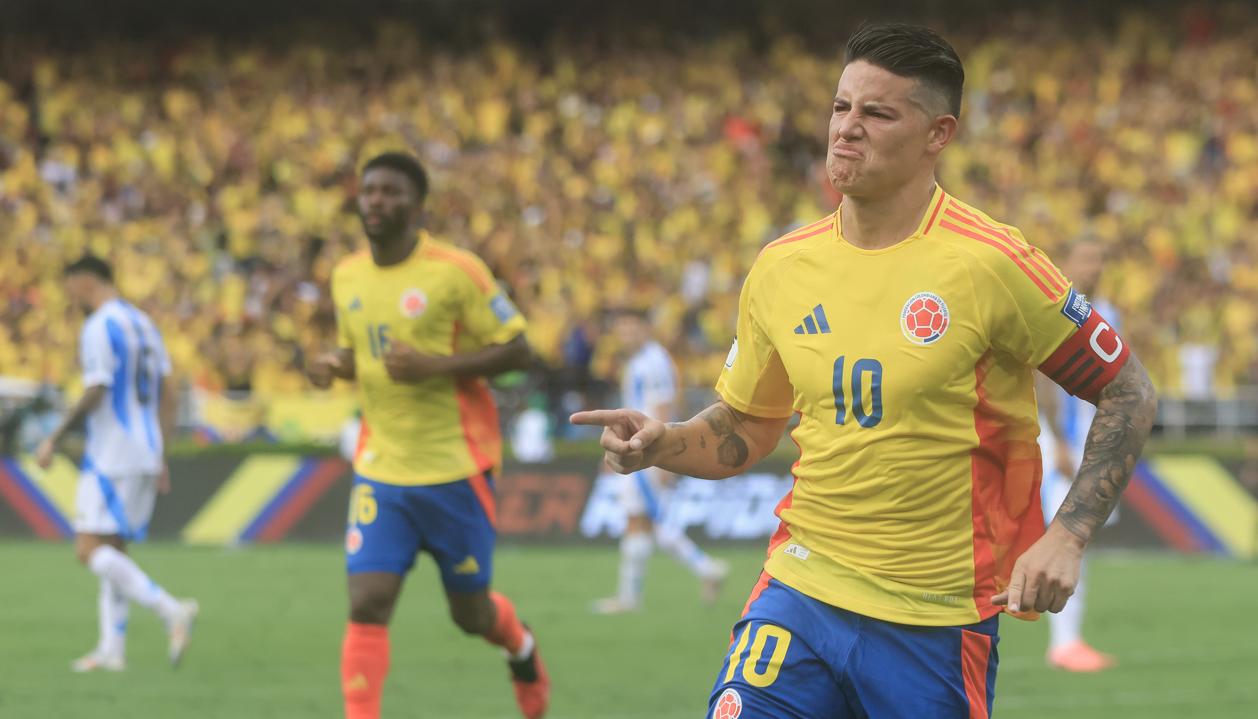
[308,153,549,719]
[573,24,1157,718]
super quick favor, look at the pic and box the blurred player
[36,255,198,672]
[592,309,728,614]
[1036,238,1119,672]
[574,23,1157,718]
[307,152,549,719]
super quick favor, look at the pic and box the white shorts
[619,469,672,522]
[74,469,158,540]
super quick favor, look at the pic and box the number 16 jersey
[716,186,1128,626]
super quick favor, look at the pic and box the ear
[927,114,959,155]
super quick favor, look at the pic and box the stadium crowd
[1,5,1256,414]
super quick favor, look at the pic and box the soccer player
[36,255,198,672]
[573,23,1157,718]
[592,309,728,614]
[307,152,549,719]
[1035,238,1120,672]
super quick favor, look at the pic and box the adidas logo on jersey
[784,543,811,560]
[348,296,363,311]
[793,304,831,335]
[453,556,481,575]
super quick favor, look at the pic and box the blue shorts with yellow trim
[345,472,497,593]
[708,577,999,719]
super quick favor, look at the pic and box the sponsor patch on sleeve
[490,294,519,323]
[1060,287,1093,328]
[724,337,739,369]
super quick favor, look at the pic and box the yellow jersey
[332,233,527,486]
[716,186,1108,626]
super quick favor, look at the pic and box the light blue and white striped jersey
[621,341,678,420]
[1049,298,1120,455]
[79,299,171,477]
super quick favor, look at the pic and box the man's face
[614,315,648,350]
[64,273,95,314]
[1064,242,1105,296]
[357,167,418,241]
[826,60,950,198]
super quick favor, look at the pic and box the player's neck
[87,288,118,314]
[840,176,937,251]
[368,232,420,267]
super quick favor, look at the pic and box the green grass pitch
[1,543,1255,718]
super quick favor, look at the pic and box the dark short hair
[844,23,965,118]
[64,254,113,283]
[362,152,429,202]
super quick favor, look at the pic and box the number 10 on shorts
[723,623,793,688]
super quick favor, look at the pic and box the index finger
[569,410,623,427]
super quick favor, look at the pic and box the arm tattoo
[1053,357,1157,542]
[700,404,750,468]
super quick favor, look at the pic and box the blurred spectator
[0,4,1256,411]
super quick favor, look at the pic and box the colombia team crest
[345,526,363,555]
[900,292,950,345]
[712,688,743,719]
[399,288,428,318]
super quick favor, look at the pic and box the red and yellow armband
[1039,295,1129,402]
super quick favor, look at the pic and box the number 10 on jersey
[833,356,883,427]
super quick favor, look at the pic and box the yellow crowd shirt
[332,233,526,485]
[716,186,1083,626]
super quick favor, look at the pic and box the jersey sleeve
[80,319,116,388]
[714,262,795,418]
[981,229,1130,401]
[455,254,527,346]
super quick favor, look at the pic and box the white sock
[618,532,653,604]
[654,524,717,578]
[1049,557,1087,650]
[509,631,536,662]
[97,578,128,657]
[87,545,181,624]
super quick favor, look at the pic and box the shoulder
[931,195,1025,265]
[80,312,107,343]
[932,194,1067,297]
[331,250,371,286]
[421,239,496,294]
[751,213,837,279]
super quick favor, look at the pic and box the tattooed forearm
[1053,356,1157,543]
[700,404,751,467]
[651,401,787,480]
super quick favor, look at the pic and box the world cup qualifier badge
[712,688,743,719]
[900,292,950,345]
[400,288,428,318]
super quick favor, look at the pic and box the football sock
[97,577,128,657]
[485,592,530,659]
[342,622,390,719]
[654,524,717,577]
[1049,557,1087,649]
[87,545,180,623]
[618,532,653,604]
